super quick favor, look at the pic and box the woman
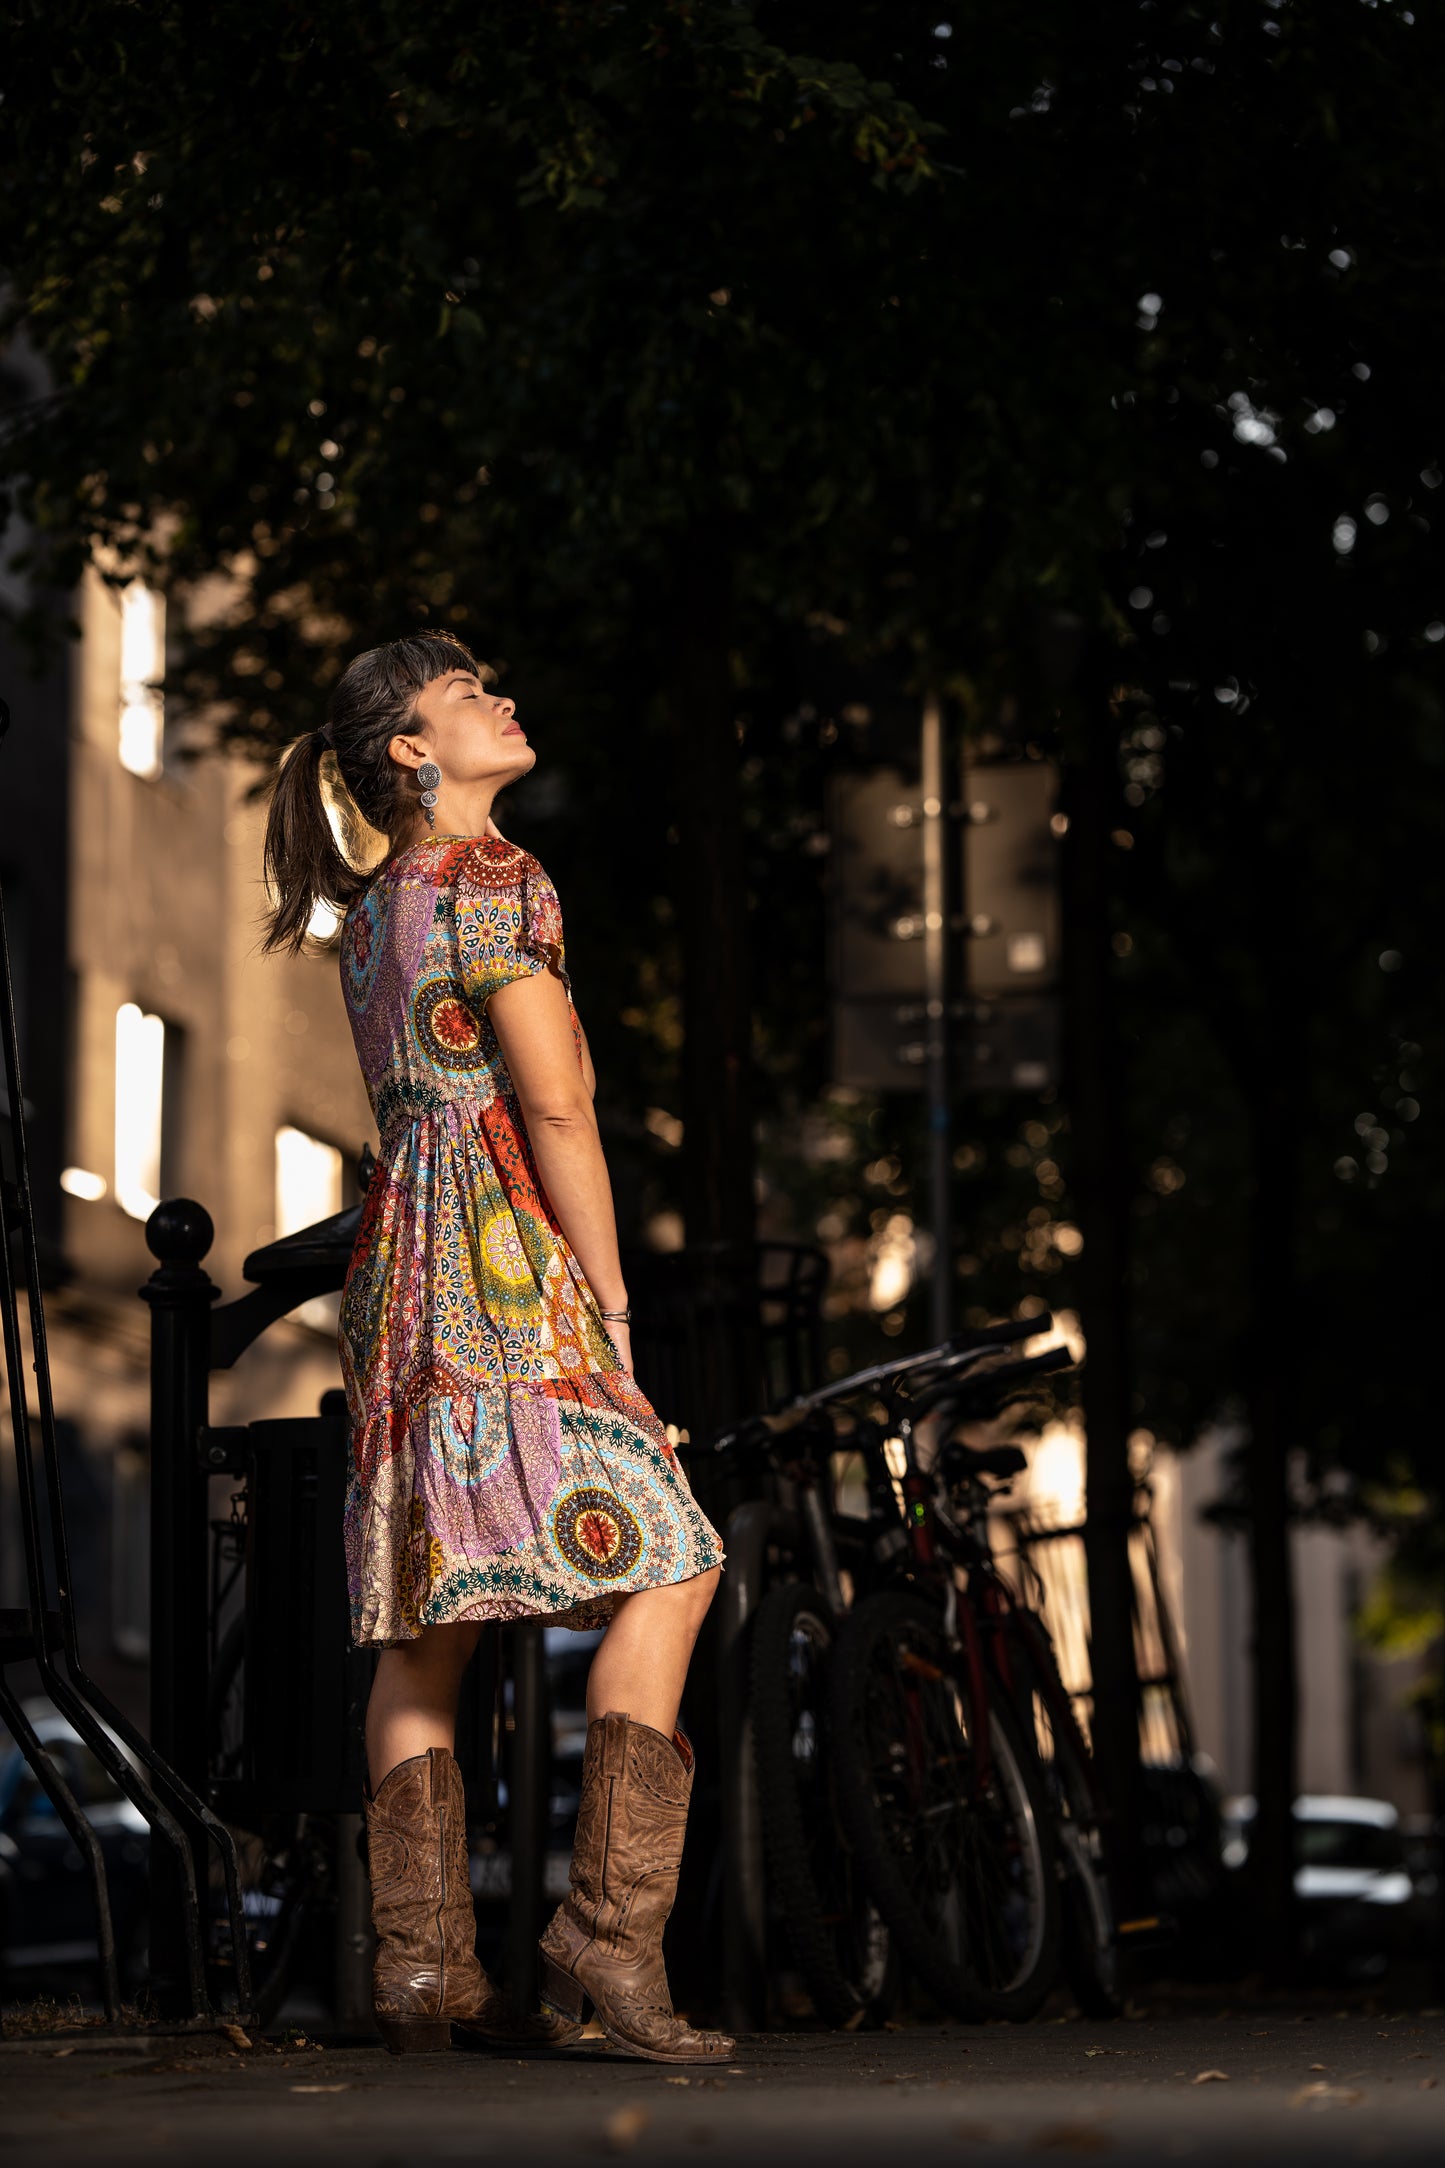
[263,632,730,2063]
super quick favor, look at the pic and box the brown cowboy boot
[366,1746,567,2052]
[538,1711,736,2064]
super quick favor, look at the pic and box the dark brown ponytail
[261,631,487,953]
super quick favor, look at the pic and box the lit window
[118,582,166,779]
[275,1124,344,1332]
[115,1003,166,1219]
[61,1166,108,1201]
[275,1124,344,1238]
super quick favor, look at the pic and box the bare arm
[575,1013,597,1099]
[488,963,628,1367]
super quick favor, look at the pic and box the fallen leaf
[51,2047,74,2059]
[1420,2077,1438,2091]
[221,2024,252,2051]
[606,2107,651,2154]
[1192,2070,1229,2084]
[1084,2047,1107,2059]
[1309,2063,1326,2071]
[1290,2082,1363,2109]
[664,2077,691,2087]
[291,2083,350,2094]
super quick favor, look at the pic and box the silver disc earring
[416,760,441,827]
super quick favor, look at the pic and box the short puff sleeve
[454,839,569,1011]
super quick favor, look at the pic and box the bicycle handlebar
[784,1313,1048,1416]
[700,1315,1059,1456]
[907,1342,1075,1424]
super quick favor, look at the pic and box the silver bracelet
[598,1306,632,1323]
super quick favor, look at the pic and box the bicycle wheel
[1009,1618,1122,2020]
[750,1582,897,2028]
[829,1588,1059,2021]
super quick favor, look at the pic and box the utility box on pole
[963,762,1062,995]
[830,753,1063,1098]
[828,765,934,1092]
[959,758,1063,1094]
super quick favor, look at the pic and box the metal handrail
[0,699,251,2025]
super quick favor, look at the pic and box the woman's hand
[606,1319,634,1377]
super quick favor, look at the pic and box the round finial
[145,1197,215,1265]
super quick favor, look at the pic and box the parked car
[0,1703,149,1996]
[1221,1792,1427,1981]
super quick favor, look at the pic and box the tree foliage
[5,4,1445,1893]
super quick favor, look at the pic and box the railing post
[139,1198,220,2014]
[507,1621,548,2013]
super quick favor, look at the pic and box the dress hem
[351,1546,727,1648]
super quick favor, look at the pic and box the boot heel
[376,2014,452,2055]
[538,1951,586,2024]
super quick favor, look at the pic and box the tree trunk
[662,531,758,1424]
[1060,673,1150,1918]
[1243,1068,1301,1974]
[665,534,754,1252]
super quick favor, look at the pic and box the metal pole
[921,690,951,1342]
[333,1812,376,2035]
[139,1199,221,2015]
[506,1621,548,2013]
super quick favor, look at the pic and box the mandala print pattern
[337,835,723,1644]
[553,1487,645,1581]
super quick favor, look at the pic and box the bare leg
[365,1620,483,1791]
[586,1568,721,1735]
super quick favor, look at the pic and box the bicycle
[704,1320,1050,2027]
[826,1339,1124,2022]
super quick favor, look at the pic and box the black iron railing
[1,700,252,2030]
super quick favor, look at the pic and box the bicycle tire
[1008,1619,1122,2019]
[829,1588,1060,2021]
[750,1582,897,2028]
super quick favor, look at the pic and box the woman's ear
[387,732,425,775]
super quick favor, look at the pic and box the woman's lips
[502,722,525,738]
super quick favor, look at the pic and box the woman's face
[394,668,536,788]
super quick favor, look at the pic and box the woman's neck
[396,782,499,853]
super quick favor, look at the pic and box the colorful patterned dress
[336,833,723,1646]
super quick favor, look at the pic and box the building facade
[1,569,372,1713]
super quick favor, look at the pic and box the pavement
[3,2003,1444,2167]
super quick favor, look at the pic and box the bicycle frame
[863,1358,1095,1819]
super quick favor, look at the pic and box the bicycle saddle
[946,1442,1028,1479]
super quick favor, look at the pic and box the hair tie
[316,722,335,750]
